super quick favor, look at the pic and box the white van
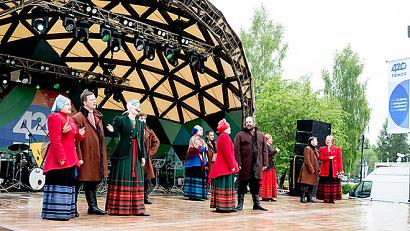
[350,162,409,203]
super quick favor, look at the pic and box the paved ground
[0,192,408,231]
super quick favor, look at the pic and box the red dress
[259,145,278,200]
[316,145,343,202]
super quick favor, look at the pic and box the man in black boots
[234,116,269,211]
[73,89,112,216]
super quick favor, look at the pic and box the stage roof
[0,0,253,123]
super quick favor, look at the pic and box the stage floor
[0,192,409,231]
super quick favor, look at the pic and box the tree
[240,4,288,96]
[376,119,409,162]
[322,45,370,174]
[256,76,347,176]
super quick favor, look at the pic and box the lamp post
[359,134,365,182]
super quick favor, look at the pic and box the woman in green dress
[105,99,149,216]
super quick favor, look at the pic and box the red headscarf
[217,119,230,133]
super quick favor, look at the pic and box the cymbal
[8,143,30,152]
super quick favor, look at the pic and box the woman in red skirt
[317,135,343,203]
[259,134,279,201]
[209,119,239,212]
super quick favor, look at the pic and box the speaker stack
[289,120,331,196]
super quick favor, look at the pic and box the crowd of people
[42,92,343,220]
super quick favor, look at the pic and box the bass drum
[29,168,45,190]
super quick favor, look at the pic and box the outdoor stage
[0,193,408,231]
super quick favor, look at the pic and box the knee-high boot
[252,194,268,211]
[144,180,152,204]
[85,190,107,215]
[236,193,244,211]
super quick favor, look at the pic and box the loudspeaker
[289,155,304,196]
[290,120,331,196]
[296,120,331,134]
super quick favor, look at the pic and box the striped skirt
[105,157,145,215]
[184,166,208,200]
[259,168,277,200]
[316,177,342,202]
[41,167,76,220]
[210,174,236,212]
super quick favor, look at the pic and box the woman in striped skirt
[42,95,85,220]
[184,125,209,200]
[259,134,279,202]
[208,119,239,212]
[317,135,343,203]
[105,99,149,216]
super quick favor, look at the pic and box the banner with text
[388,57,410,133]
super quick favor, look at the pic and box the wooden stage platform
[0,192,408,231]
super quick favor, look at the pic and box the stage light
[104,87,113,96]
[113,91,122,102]
[0,73,10,85]
[100,24,112,42]
[62,14,76,32]
[181,38,189,45]
[109,32,122,52]
[122,19,133,27]
[144,42,156,61]
[40,65,50,71]
[35,85,40,90]
[53,83,60,89]
[134,35,145,51]
[31,8,49,34]
[75,21,89,43]
[164,46,180,67]
[19,71,31,84]
[189,53,206,74]
[6,58,16,65]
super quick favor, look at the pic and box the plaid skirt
[105,157,145,215]
[210,174,236,212]
[316,176,342,201]
[41,167,76,220]
[184,166,208,200]
[259,168,277,199]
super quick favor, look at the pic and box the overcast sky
[210,0,410,144]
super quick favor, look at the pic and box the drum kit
[0,143,45,192]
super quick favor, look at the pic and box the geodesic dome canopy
[0,0,253,124]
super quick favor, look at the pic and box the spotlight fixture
[189,53,206,74]
[5,58,16,65]
[109,31,122,52]
[164,45,180,67]
[100,24,112,42]
[0,73,10,85]
[62,13,76,32]
[113,91,122,102]
[144,42,156,61]
[85,5,98,15]
[75,21,89,43]
[31,7,49,34]
[122,18,133,27]
[181,38,189,46]
[40,65,50,71]
[134,35,145,51]
[19,71,31,84]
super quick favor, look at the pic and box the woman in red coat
[42,95,85,220]
[259,134,279,201]
[209,119,239,212]
[317,135,343,203]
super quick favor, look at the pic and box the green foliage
[342,183,357,194]
[322,44,371,175]
[239,4,288,96]
[376,119,409,162]
[256,76,347,175]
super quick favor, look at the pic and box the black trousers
[76,181,100,194]
[237,178,261,196]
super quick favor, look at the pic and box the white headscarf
[51,94,69,112]
[126,99,140,114]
